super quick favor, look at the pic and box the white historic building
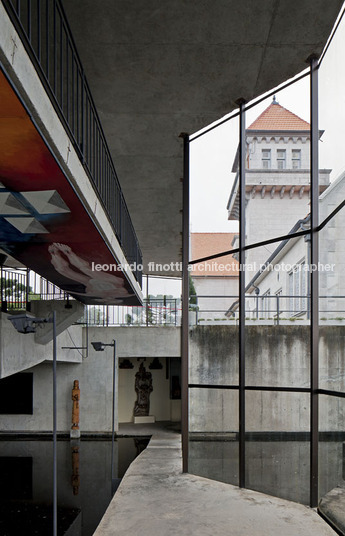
[226,98,339,320]
[227,97,331,269]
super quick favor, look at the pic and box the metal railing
[0,267,181,326]
[194,294,345,325]
[0,267,67,310]
[81,299,181,327]
[2,0,142,285]
[3,268,344,327]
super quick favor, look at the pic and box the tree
[1,278,32,299]
[189,275,198,308]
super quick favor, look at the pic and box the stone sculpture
[134,363,153,417]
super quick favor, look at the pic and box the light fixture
[8,311,58,536]
[119,358,134,369]
[8,312,50,333]
[91,341,106,351]
[149,357,163,370]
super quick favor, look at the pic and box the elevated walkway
[95,423,335,536]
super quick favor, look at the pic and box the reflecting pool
[0,436,150,536]
[189,435,345,505]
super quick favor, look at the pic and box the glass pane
[189,114,240,486]
[189,388,239,486]
[319,13,345,222]
[190,326,239,386]
[191,233,239,324]
[319,206,345,391]
[244,241,310,388]
[319,395,345,500]
[190,114,239,324]
[245,390,310,504]
[239,77,312,251]
[190,114,239,235]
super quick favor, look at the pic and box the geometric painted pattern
[0,192,30,215]
[5,217,49,234]
[22,190,70,214]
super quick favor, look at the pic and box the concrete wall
[0,326,181,433]
[2,322,344,435]
[0,310,83,378]
[189,325,345,433]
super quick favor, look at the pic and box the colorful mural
[0,69,140,305]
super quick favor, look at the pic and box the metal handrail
[192,294,345,325]
[80,299,182,327]
[2,0,142,286]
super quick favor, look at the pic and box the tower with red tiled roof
[227,98,331,266]
[247,96,310,132]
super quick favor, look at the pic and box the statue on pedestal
[134,363,153,417]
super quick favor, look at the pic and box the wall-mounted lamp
[91,341,108,352]
[8,312,50,333]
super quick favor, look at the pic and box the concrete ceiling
[62,0,343,276]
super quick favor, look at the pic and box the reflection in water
[0,437,149,536]
[189,436,345,505]
[71,445,80,496]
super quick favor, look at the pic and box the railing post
[26,268,30,310]
[80,69,85,156]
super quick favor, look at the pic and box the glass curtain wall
[187,6,345,507]
[244,80,311,504]
[318,13,345,500]
[188,116,240,487]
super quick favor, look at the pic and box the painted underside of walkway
[94,424,335,536]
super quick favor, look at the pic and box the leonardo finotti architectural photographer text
[91,261,335,273]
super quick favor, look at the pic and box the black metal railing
[80,298,182,327]
[0,267,181,326]
[0,267,68,311]
[193,294,345,325]
[2,0,142,285]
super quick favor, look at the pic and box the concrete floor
[94,423,336,536]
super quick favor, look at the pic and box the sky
[149,9,345,298]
